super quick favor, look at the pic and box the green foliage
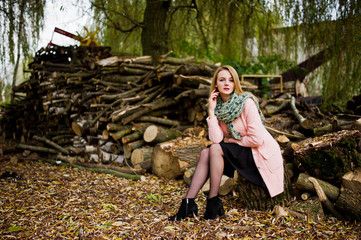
[278,0,361,110]
[1,0,360,110]
[0,0,45,77]
[222,55,296,76]
[91,0,145,55]
[8,226,22,232]
[147,193,162,203]
[0,82,11,105]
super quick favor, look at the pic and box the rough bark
[234,163,293,211]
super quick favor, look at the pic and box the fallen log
[121,131,143,144]
[263,99,290,116]
[137,116,180,127]
[131,146,153,170]
[265,126,306,140]
[183,166,196,185]
[295,173,340,201]
[109,126,133,141]
[15,143,58,154]
[72,119,90,137]
[143,125,181,144]
[121,99,178,124]
[32,135,70,155]
[54,155,140,180]
[308,177,345,221]
[160,56,196,65]
[79,162,145,175]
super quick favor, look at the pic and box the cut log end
[143,125,158,143]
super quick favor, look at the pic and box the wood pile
[1,45,361,221]
[0,46,219,170]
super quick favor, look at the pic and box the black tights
[185,144,224,199]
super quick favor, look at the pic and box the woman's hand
[208,88,219,117]
[223,137,231,143]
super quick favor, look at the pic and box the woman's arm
[228,98,265,147]
[207,116,224,143]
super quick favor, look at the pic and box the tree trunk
[272,47,331,83]
[141,0,170,63]
[11,0,26,103]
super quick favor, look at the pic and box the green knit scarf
[214,92,265,140]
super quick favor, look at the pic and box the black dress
[217,142,267,188]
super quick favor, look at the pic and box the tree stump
[234,162,293,211]
[293,130,361,185]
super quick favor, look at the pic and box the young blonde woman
[169,65,284,220]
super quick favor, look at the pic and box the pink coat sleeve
[206,115,224,143]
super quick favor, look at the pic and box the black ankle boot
[168,198,198,221]
[204,196,225,220]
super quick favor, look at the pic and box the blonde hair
[210,65,243,96]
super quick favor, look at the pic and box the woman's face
[216,70,235,96]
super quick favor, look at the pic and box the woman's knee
[198,148,210,162]
[209,144,222,155]
[198,148,209,164]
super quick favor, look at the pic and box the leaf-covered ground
[0,158,360,239]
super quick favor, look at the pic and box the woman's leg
[185,148,210,198]
[208,143,224,198]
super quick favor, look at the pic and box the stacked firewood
[0,46,223,169]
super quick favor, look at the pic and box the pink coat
[207,98,284,197]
